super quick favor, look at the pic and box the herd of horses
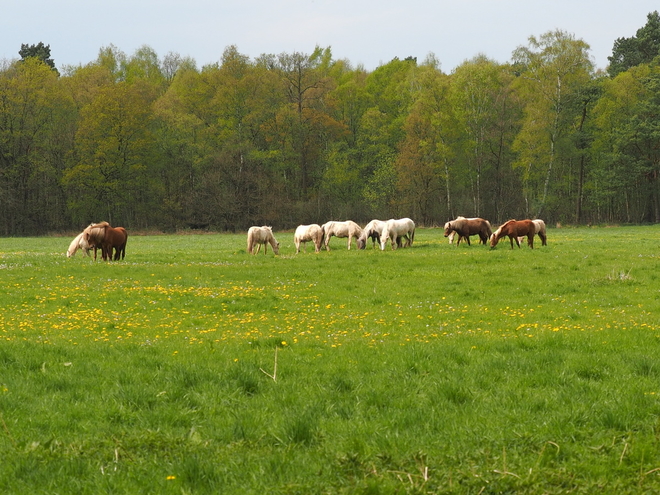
[65,216,547,260]
[249,218,416,255]
[66,221,128,261]
[246,216,547,256]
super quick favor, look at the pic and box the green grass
[1,226,660,493]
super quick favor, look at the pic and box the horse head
[443,221,452,237]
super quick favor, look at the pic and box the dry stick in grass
[260,347,278,381]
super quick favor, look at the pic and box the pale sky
[2,1,658,73]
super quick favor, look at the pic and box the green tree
[394,62,456,223]
[19,42,57,73]
[0,58,72,234]
[359,57,418,215]
[450,56,522,220]
[591,66,648,222]
[273,47,343,202]
[512,30,594,220]
[63,81,158,226]
[593,63,660,222]
[608,11,660,77]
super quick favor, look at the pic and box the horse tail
[247,231,253,254]
[320,225,326,247]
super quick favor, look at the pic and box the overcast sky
[2,1,658,73]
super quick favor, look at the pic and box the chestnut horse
[82,222,128,260]
[517,219,547,246]
[444,217,492,246]
[490,219,535,249]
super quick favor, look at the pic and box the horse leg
[540,232,547,246]
[528,233,534,249]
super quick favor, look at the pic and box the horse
[444,217,492,246]
[321,220,363,250]
[517,219,547,246]
[380,218,415,251]
[66,232,92,258]
[247,226,280,255]
[82,222,128,260]
[294,224,324,253]
[357,219,387,249]
[490,219,536,249]
[81,222,110,260]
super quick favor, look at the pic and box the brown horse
[82,222,128,260]
[443,217,492,246]
[517,219,547,246]
[490,219,535,249]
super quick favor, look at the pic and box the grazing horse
[321,220,363,250]
[81,222,110,260]
[82,222,128,260]
[517,219,547,246]
[380,218,415,251]
[357,219,387,249]
[66,232,92,258]
[294,224,324,253]
[247,226,280,255]
[490,219,536,249]
[444,217,492,246]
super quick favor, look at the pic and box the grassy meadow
[1,226,660,493]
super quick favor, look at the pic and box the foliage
[2,15,660,234]
[19,42,57,73]
[608,11,660,77]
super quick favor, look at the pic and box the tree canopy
[1,16,660,235]
[19,42,57,73]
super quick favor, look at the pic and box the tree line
[1,13,660,235]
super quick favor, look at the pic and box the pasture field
[1,226,660,494]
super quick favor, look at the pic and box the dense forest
[1,12,660,235]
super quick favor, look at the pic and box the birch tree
[512,30,594,219]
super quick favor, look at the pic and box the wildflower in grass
[166,475,176,480]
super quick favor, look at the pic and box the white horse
[516,219,547,246]
[294,224,324,253]
[380,218,415,251]
[66,232,92,258]
[357,219,386,249]
[247,226,280,255]
[321,220,363,250]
